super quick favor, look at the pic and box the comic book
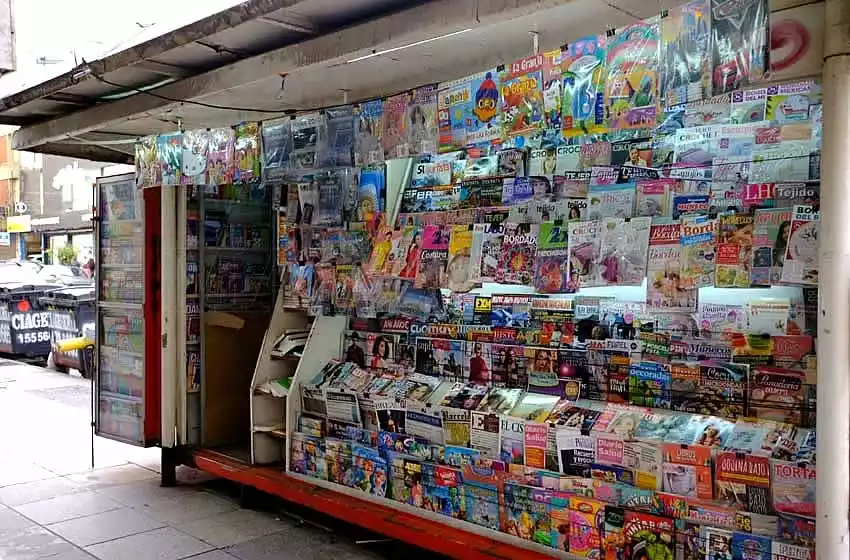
[415,225,450,289]
[605,19,661,130]
[771,461,816,518]
[356,99,384,166]
[381,92,409,159]
[647,220,695,312]
[470,222,504,283]
[781,205,820,285]
[181,129,209,186]
[680,214,717,289]
[732,530,773,558]
[635,179,671,217]
[622,511,675,560]
[715,452,772,514]
[661,443,712,500]
[496,223,539,285]
[445,225,475,292]
[500,54,546,142]
[567,219,602,289]
[715,212,755,288]
[599,216,651,286]
[501,482,552,546]
[534,222,571,293]
[587,166,637,219]
[421,463,464,518]
[407,84,439,156]
[660,0,711,106]
[462,462,502,531]
[748,367,806,425]
[569,496,603,557]
[711,0,769,95]
[561,34,608,139]
[157,133,183,186]
[751,207,793,286]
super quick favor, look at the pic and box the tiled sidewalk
[0,361,382,560]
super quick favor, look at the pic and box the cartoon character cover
[500,54,546,145]
[605,19,661,130]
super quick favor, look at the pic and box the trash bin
[40,286,95,372]
[0,282,60,359]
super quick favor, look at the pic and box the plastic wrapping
[561,35,607,138]
[233,122,261,183]
[660,0,711,107]
[134,136,159,188]
[355,99,384,166]
[180,129,209,186]
[500,54,545,147]
[381,93,410,159]
[291,112,325,171]
[406,85,438,156]
[156,132,183,186]
[320,106,356,168]
[206,127,235,186]
[711,0,768,95]
[605,18,661,130]
[261,117,292,181]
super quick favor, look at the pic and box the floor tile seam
[10,502,125,527]
[83,526,219,560]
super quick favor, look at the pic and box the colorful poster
[660,0,711,107]
[500,54,545,143]
[561,35,607,138]
[605,19,661,130]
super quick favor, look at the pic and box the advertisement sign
[6,215,31,233]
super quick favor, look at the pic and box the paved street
[0,360,389,560]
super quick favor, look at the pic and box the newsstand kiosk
[89,2,850,559]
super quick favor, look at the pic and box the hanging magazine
[534,222,572,293]
[234,122,261,183]
[660,0,711,106]
[500,54,546,143]
[415,225,450,289]
[647,220,695,312]
[568,219,602,288]
[599,217,651,286]
[407,85,438,156]
[290,113,323,170]
[781,205,820,285]
[320,106,356,168]
[680,214,717,289]
[541,49,564,147]
[157,133,183,186]
[181,129,209,186]
[437,70,501,152]
[605,18,661,130]
[496,223,538,285]
[715,212,754,287]
[711,0,769,95]
[751,207,793,286]
[470,222,504,283]
[356,99,384,166]
[382,92,409,159]
[561,35,607,138]
[261,118,292,181]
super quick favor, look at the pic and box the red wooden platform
[192,448,556,560]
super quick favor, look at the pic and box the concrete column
[817,0,850,557]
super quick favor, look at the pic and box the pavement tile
[95,479,204,509]
[175,509,288,548]
[12,491,122,525]
[133,491,239,525]
[85,527,212,560]
[47,507,165,547]
[0,525,78,560]
[0,463,56,488]
[182,552,241,560]
[225,529,337,560]
[0,504,36,536]
[0,476,83,507]
[65,464,158,490]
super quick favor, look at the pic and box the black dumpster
[40,286,96,372]
[0,282,60,360]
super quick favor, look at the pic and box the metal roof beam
[12,0,574,150]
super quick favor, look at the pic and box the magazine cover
[290,112,322,170]
[407,84,439,155]
[628,361,672,409]
[319,106,355,168]
[698,361,748,420]
[661,443,712,499]
[528,148,557,182]
[498,148,526,177]
[446,225,475,292]
[635,179,671,217]
[772,541,814,560]
[580,141,612,168]
[680,214,717,289]
[622,511,675,560]
[181,129,209,186]
[415,225,450,289]
[382,92,409,159]
[751,207,793,286]
[748,367,806,425]
[781,205,820,285]
[711,0,768,94]
[534,222,572,293]
[157,133,182,186]
[459,177,503,208]
[605,19,661,130]
[410,156,453,188]
[561,35,607,139]
[704,527,734,560]
[771,461,815,518]
[568,496,603,556]
[496,223,539,285]
[568,219,602,289]
[599,216,652,286]
[554,171,590,206]
[715,452,772,514]
[611,138,653,168]
[502,177,534,206]
[437,71,501,152]
[646,220,696,312]
[670,362,700,413]
[463,463,502,530]
[587,166,637,220]
[356,99,384,165]
[509,393,559,423]
[660,0,711,106]
[715,212,755,288]
[731,87,767,123]
[500,54,546,142]
[358,167,385,224]
[470,222,505,283]
[555,145,582,175]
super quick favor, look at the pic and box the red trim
[192,449,553,560]
[143,187,162,444]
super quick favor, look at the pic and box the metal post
[160,186,179,453]
[817,0,850,557]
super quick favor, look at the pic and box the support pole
[160,186,179,461]
[817,0,850,557]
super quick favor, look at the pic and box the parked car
[0,261,45,284]
[37,265,92,286]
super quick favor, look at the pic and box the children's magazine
[605,19,661,130]
[598,216,651,286]
[561,35,608,138]
[660,0,711,106]
[500,54,546,142]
